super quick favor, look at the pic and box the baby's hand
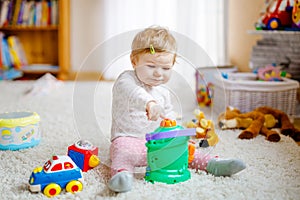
[146,101,165,121]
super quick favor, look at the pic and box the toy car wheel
[43,183,61,197]
[66,180,83,193]
[267,18,280,30]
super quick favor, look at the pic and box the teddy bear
[218,106,300,142]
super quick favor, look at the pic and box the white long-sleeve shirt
[111,70,175,140]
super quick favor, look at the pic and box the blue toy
[28,155,84,197]
[0,111,40,150]
[68,140,100,172]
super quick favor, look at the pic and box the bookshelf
[0,0,70,80]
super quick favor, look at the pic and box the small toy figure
[185,109,219,148]
[145,119,196,184]
[67,140,100,172]
[28,155,84,197]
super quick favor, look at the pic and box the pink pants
[110,136,213,176]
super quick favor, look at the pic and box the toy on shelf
[28,155,84,197]
[185,109,219,148]
[218,106,300,142]
[255,0,298,30]
[292,0,300,28]
[145,118,196,184]
[256,64,290,81]
[68,140,100,172]
[0,111,40,150]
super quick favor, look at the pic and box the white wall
[70,0,106,73]
[70,0,227,77]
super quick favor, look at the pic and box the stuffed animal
[185,109,219,147]
[218,106,300,142]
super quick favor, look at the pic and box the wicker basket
[213,74,299,117]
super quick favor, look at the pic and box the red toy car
[256,0,294,30]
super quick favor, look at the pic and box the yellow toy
[185,109,219,147]
[196,83,213,107]
[292,0,300,28]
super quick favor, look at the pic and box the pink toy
[257,65,284,81]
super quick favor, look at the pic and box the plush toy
[218,106,300,142]
[185,109,219,147]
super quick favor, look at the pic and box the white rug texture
[0,80,299,200]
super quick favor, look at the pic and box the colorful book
[22,1,35,26]
[12,0,22,25]
[13,36,27,66]
[6,0,15,26]
[0,32,3,69]
[17,0,26,25]
[7,36,22,69]
[1,0,58,27]
[28,1,35,26]
[47,0,51,25]
[1,37,12,69]
[0,0,10,27]
[51,0,58,25]
[41,0,48,26]
[0,34,28,70]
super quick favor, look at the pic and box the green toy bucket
[145,119,195,184]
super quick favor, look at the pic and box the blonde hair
[130,26,177,64]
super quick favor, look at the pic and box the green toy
[145,119,195,184]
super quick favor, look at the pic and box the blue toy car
[28,155,84,197]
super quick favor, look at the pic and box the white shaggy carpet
[0,80,299,200]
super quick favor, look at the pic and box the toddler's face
[133,52,174,86]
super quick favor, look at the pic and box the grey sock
[108,171,133,192]
[206,158,246,176]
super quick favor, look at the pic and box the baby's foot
[206,158,246,176]
[108,171,133,192]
